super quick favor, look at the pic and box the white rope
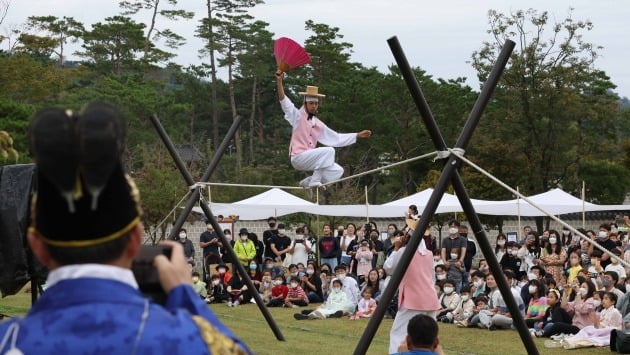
[321,151,439,188]
[448,148,630,269]
[147,191,192,243]
[199,182,305,190]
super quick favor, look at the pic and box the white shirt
[279,96,357,150]
[46,264,139,289]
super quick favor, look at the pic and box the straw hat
[299,86,325,97]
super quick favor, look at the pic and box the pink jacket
[563,297,595,329]
[289,109,323,157]
[399,247,440,311]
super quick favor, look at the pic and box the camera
[131,245,172,305]
[295,239,304,243]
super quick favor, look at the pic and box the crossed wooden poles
[149,114,285,341]
[353,37,539,355]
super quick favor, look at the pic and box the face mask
[461,295,469,302]
[269,222,276,228]
[473,280,483,288]
[306,269,314,275]
[265,264,273,269]
[448,228,459,235]
[332,287,341,292]
[179,233,186,239]
[274,280,282,286]
[436,274,446,280]
[549,237,557,244]
[433,256,440,262]
[541,237,548,242]
[578,287,587,297]
[218,268,226,274]
[602,279,612,288]
[443,286,454,294]
[290,272,298,277]
[593,299,602,308]
[336,274,346,281]
[519,281,528,288]
[527,273,537,280]
[598,231,608,239]
[507,250,514,256]
[481,265,489,272]
[240,235,248,241]
[249,264,257,270]
[528,285,537,294]
[290,283,298,288]
[207,224,212,230]
[278,229,286,235]
[497,240,505,247]
[212,280,220,285]
[192,276,199,283]
[450,253,458,260]
[563,230,570,236]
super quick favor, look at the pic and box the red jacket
[271,285,289,299]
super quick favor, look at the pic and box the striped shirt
[527,296,549,317]
[287,286,309,304]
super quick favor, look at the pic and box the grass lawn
[1,290,612,354]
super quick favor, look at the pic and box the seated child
[562,292,623,349]
[350,286,377,320]
[452,286,474,324]
[267,275,289,307]
[205,274,228,304]
[436,279,461,323]
[532,289,571,337]
[259,271,274,304]
[456,295,488,328]
[191,271,207,299]
[294,279,349,320]
[285,277,309,308]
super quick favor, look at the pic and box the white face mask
[578,287,587,297]
[179,233,186,239]
[593,299,602,308]
[448,228,459,235]
[527,273,537,280]
[497,240,505,247]
[549,237,557,244]
[274,280,282,286]
[336,274,346,281]
[306,269,314,275]
[436,274,446,280]
[507,250,514,255]
[528,285,537,294]
[450,253,458,260]
[240,235,248,241]
[563,230,570,235]
[598,231,608,239]
[473,280,483,288]
[461,295,469,302]
[290,283,298,288]
[278,229,286,235]
[332,287,341,292]
[218,268,226,274]
[443,286,454,294]
[212,280,220,285]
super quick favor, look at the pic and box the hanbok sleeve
[279,96,301,128]
[317,121,357,148]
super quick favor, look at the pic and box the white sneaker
[227,301,233,307]
[308,181,323,188]
[233,300,240,307]
[299,177,311,188]
[291,304,299,308]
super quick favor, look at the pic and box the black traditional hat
[28,101,142,247]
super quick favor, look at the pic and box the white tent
[382,188,463,214]
[192,188,315,220]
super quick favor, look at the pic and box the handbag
[610,329,630,353]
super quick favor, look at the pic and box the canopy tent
[192,188,315,220]
[193,187,630,220]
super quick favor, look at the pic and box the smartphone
[132,245,172,305]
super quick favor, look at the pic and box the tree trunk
[206,0,219,153]
[249,76,257,163]
[144,0,160,60]
[227,38,241,171]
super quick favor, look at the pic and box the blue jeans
[307,291,323,303]
[340,255,351,267]
[322,257,338,270]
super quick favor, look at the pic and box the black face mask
[337,230,343,237]
[460,233,468,238]
[269,222,276,228]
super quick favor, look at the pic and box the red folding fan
[274,37,311,73]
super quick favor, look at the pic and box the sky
[4,0,629,97]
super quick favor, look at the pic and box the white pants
[389,308,437,354]
[291,147,343,184]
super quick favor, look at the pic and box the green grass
[0,290,613,354]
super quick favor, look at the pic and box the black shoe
[293,313,309,320]
[301,309,314,315]
[489,325,497,331]
[330,310,344,318]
